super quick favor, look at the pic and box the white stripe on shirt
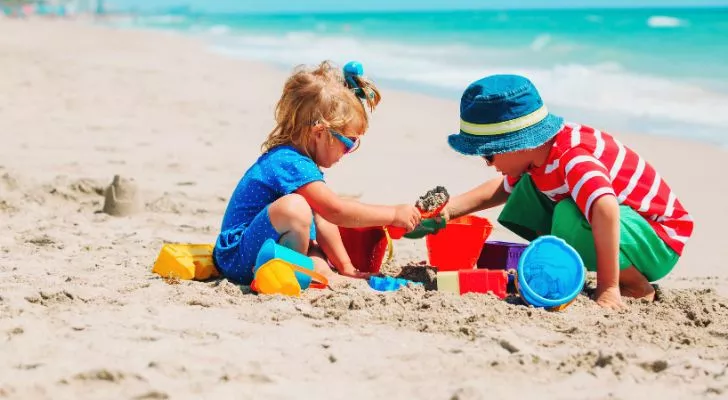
[570,124,582,147]
[593,129,605,159]
[609,140,626,180]
[639,172,662,212]
[617,157,646,203]
[572,170,611,201]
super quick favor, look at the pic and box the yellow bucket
[152,243,219,281]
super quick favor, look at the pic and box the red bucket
[338,226,393,274]
[426,215,493,272]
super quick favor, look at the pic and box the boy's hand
[392,204,421,231]
[403,218,447,239]
[595,286,627,310]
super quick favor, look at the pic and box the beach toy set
[400,206,585,309]
[251,239,328,297]
[151,205,583,308]
[395,212,505,297]
[153,243,219,281]
[151,239,328,297]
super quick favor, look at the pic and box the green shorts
[497,176,679,282]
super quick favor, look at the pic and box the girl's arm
[445,176,510,220]
[296,181,420,230]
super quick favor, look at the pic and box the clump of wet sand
[416,186,449,213]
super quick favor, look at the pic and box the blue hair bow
[343,61,367,99]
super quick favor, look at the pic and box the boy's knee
[269,194,313,230]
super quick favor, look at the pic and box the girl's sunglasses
[330,130,361,154]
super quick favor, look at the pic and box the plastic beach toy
[152,243,219,281]
[369,276,420,292]
[251,239,328,297]
[338,226,393,273]
[388,186,451,240]
[477,241,528,272]
[436,269,507,299]
[426,216,492,271]
[516,236,586,311]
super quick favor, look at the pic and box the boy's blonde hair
[262,60,381,153]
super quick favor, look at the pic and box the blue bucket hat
[448,74,564,157]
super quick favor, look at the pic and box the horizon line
[126,4,728,15]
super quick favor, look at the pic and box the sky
[109,0,728,13]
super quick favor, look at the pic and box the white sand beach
[1,20,727,399]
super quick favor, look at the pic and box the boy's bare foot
[619,266,656,301]
[620,283,656,301]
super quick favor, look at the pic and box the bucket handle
[290,264,329,289]
[381,226,395,264]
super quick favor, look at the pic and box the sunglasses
[484,154,494,164]
[330,130,361,154]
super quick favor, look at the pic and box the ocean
[110,7,728,145]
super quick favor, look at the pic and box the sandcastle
[102,175,142,217]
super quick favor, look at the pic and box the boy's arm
[446,176,510,220]
[558,147,624,310]
[590,195,626,310]
[404,176,510,239]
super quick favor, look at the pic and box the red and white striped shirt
[504,123,693,255]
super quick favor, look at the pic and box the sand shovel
[387,186,450,239]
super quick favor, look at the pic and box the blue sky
[110,0,728,13]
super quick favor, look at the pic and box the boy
[408,74,693,310]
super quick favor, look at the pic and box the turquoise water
[116,7,728,144]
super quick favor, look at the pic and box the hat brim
[448,113,564,157]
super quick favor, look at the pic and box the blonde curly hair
[261,60,381,154]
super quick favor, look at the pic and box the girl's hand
[392,204,421,231]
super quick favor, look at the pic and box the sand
[416,186,449,214]
[1,19,728,399]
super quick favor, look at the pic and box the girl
[214,60,421,285]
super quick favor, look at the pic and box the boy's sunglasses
[330,129,361,154]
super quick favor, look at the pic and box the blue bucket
[516,236,586,310]
[255,239,315,289]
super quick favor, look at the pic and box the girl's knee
[269,194,313,230]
